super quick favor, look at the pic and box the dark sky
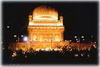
[2,2,98,43]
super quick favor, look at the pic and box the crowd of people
[2,44,98,65]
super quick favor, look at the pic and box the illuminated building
[9,6,96,51]
[28,6,64,42]
[27,6,67,51]
[9,6,70,51]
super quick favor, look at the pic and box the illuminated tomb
[9,6,95,51]
[10,6,70,51]
[28,6,64,42]
[27,6,66,50]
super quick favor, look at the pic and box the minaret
[60,16,63,23]
[29,15,32,22]
[28,15,33,41]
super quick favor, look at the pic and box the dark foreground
[2,46,98,65]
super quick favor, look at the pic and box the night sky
[2,2,98,44]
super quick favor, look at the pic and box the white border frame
[0,0,99,67]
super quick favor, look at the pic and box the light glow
[45,48,50,51]
[33,15,58,21]
[23,36,28,42]
[81,36,84,38]
[29,22,63,26]
[83,39,85,41]
[14,35,17,37]
[74,54,78,57]
[7,26,10,28]
[21,35,24,37]
[74,36,77,38]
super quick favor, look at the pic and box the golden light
[29,23,63,26]
[41,49,45,51]
[12,55,14,57]
[74,54,78,57]
[93,45,96,48]
[45,48,50,51]
[54,48,58,51]
[33,15,58,21]
[12,52,17,57]
[36,49,39,51]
